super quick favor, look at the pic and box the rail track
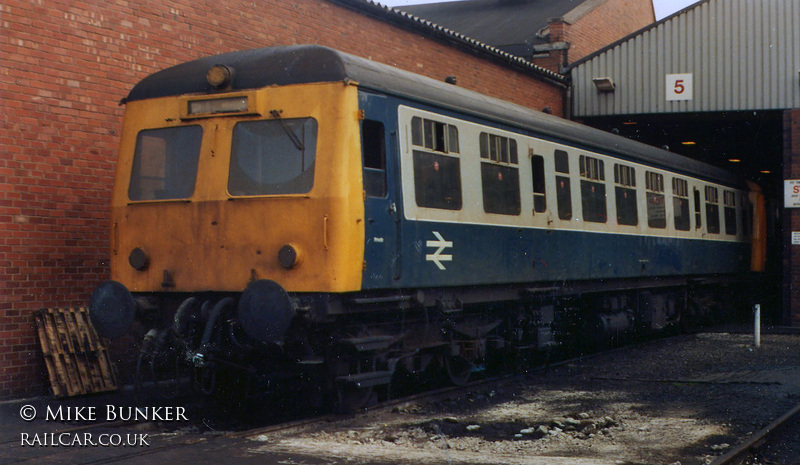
[711,402,800,465]
[4,330,799,464]
[1,338,623,465]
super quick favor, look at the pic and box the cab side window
[362,119,386,198]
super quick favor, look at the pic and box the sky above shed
[381,0,699,20]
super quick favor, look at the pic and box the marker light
[207,65,233,88]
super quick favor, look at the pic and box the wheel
[444,355,473,386]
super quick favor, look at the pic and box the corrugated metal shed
[571,0,800,117]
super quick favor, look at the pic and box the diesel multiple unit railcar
[90,45,766,409]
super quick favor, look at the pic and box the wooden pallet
[34,307,118,397]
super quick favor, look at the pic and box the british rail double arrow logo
[425,231,453,270]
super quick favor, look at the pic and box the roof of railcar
[125,45,742,187]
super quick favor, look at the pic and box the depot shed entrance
[569,0,800,326]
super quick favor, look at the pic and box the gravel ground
[246,331,800,465]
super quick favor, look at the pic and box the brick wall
[0,0,563,399]
[567,0,654,63]
[784,109,800,327]
[533,0,655,72]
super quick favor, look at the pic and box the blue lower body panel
[362,220,750,290]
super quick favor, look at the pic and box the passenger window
[411,116,459,154]
[579,155,606,223]
[554,150,572,220]
[480,133,518,163]
[672,178,691,231]
[530,152,547,214]
[412,151,462,210]
[705,186,720,234]
[362,120,386,198]
[614,164,638,226]
[723,190,737,235]
[742,192,752,238]
[693,188,702,230]
[645,171,666,229]
[411,116,462,210]
[480,132,520,215]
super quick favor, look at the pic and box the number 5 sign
[666,73,693,101]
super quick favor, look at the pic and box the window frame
[128,125,203,202]
[554,149,572,220]
[723,189,737,236]
[645,171,666,229]
[705,185,721,234]
[362,119,387,198]
[613,163,638,226]
[579,155,607,224]
[672,177,691,231]
[411,116,459,154]
[480,132,518,164]
[530,151,547,214]
[479,132,521,216]
[227,117,318,197]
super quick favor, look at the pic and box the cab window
[129,125,203,201]
[228,118,317,196]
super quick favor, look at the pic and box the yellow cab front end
[111,81,365,297]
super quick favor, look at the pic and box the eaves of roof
[326,0,567,87]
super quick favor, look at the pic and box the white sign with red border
[785,180,800,208]
[666,73,693,101]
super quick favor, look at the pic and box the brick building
[400,0,656,73]
[0,0,573,399]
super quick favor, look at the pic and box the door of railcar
[359,91,402,288]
